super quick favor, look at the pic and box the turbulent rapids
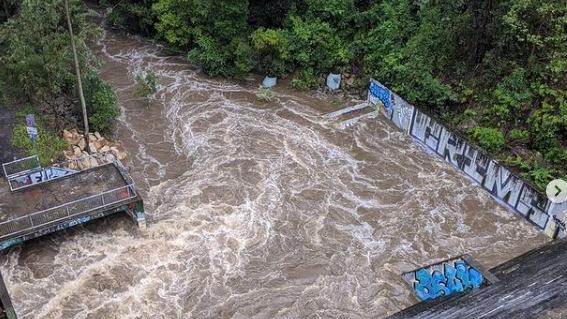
[0,28,549,319]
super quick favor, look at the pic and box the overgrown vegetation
[2,0,566,189]
[0,0,120,163]
[135,71,159,100]
[11,111,68,166]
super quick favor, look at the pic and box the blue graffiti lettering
[369,82,392,111]
[413,260,484,301]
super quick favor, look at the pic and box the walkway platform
[388,239,567,319]
[0,156,146,251]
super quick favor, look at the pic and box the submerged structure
[0,154,146,251]
[0,154,145,318]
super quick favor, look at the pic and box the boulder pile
[62,129,128,170]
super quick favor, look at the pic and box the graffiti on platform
[368,78,567,239]
[406,258,484,301]
[0,237,24,251]
[13,167,75,188]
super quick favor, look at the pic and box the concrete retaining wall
[368,79,567,239]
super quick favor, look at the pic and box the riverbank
[0,107,23,174]
[0,24,551,319]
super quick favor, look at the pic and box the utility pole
[64,0,90,153]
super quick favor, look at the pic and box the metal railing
[2,156,40,179]
[0,184,136,240]
[4,152,119,192]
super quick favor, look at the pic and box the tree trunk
[64,0,90,153]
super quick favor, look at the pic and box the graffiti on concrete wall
[368,80,393,118]
[368,78,567,238]
[403,257,484,301]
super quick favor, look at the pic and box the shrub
[256,86,275,102]
[291,68,320,90]
[251,28,291,77]
[84,73,120,133]
[135,71,159,98]
[471,127,505,153]
[12,124,67,166]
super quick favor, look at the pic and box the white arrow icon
[546,179,567,203]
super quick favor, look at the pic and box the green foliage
[135,71,159,99]
[256,86,275,102]
[291,68,319,91]
[287,15,351,72]
[101,0,155,35]
[471,127,505,154]
[154,0,254,76]
[84,73,120,133]
[0,0,118,134]
[12,123,67,166]
[6,0,567,187]
[251,28,290,77]
[0,0,96,104]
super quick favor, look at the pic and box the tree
[65,0,90,152]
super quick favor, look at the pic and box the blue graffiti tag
[369,82,392,111]
[413,260,483,301]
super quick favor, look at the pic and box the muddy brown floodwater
[0,27,550,319]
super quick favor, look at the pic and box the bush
[84,73,120,133]
[256,86,275,102]
[135,71,159,98]
[12,124,67,166]
[287,15,352,72]
[471,127,505,153]
[291,68,320,90]
[251,28,291,77]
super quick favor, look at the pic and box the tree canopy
[2,0,566,189]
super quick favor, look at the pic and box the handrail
[2,155,41,179]
[0,183,137,240]
[5,152,119,192]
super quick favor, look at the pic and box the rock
[78,138,86,151]
[110,146,127,161]
[100,145,111,153]
[63,129,82,145]
[89,133,97,142]
[64,150,74,160]
[77,159,89,170]
[94,139,106,151]
[89,143,98,153]
[94,132,102,140]
[73,146,82,157]
[90,158,99,168]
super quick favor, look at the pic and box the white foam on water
[0,26,551,319]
